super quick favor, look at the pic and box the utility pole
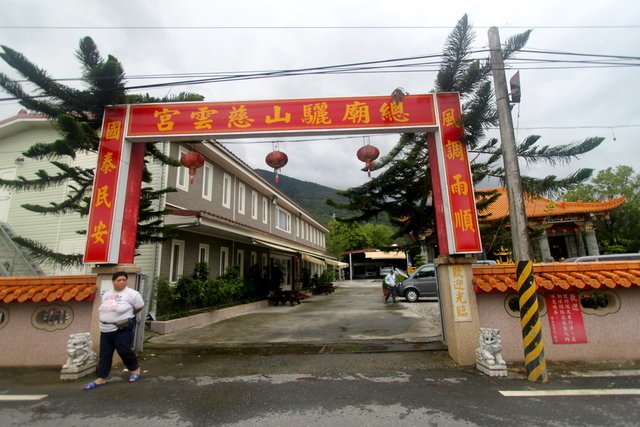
[488,27,548,384]
[488,28,530,261]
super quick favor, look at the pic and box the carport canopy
[364,251,406,260]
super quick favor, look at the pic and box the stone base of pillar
[476,359,508,377]
[434,255,480,366]
[60,361,97,381]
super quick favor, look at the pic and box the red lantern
[265,150,288,184]
[356,145,379,177]
[179,151,205,184]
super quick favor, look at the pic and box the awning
[301,253,326,266]
[252,239,298,254]
[325,259,349,268]
[365,251,406,260]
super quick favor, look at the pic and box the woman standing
[83,271,144,390]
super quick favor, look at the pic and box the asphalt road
[1,353,640,426]
[2,281,639,426]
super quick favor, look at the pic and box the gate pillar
[434,255,480,366]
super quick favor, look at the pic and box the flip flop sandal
[83,381,104,391]
[128,373,141,383]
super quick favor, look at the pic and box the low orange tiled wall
[0,275,97,367]
[472,262,640,363]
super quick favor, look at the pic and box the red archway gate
[84,93,481,266]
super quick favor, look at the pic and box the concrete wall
[477,289,640,362]
[148,300,269,335]
[0,301,94,367]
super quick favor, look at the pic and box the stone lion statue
[62,332,96,370]
[475,327,505,366]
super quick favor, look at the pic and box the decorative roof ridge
[472,261,640,293]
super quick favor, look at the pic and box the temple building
[477,188,625,261]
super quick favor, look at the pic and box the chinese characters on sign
[84,93,461,265]
[448,265,472,322]
[428,93,482,254]
[126,95,437,139]
[84,107,127,264]
[544,293,587,344]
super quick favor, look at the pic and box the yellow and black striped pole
[517,260,549,383]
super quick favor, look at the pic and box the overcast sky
[1,0,639,190]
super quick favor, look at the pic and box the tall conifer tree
[328,15,603,254]
[0,37,203,268]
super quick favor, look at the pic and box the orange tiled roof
[0,275,97,303]
[477,188,625,221]
[473,261,640,293]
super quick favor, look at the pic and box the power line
[1,25,639,30]
[1,48,639,103]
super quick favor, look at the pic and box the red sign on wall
[126,95,437,139]
[428,93,482,254]
[545,293,587,344]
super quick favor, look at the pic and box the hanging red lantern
[179,150,205,184]
[357,144,379,177]
[265,150,288,184]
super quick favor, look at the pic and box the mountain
[254,169,350,225]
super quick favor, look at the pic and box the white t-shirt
[384,271,397,287]
[98,287,144,333]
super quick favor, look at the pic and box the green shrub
[301,268,311,290]
[580,293,609,309]
[155,265,269,320]
[319,269,335,283]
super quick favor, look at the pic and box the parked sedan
[396,264,438,302]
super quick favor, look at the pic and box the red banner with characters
[84,106,128,263]
[545,293,587,344]
[126,95,437,139]
[430,93,482,254]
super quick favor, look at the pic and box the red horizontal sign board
[126,94,436,138]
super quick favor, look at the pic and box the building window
[220,247,229,275]
[262,197,268,224]
[251,251,257,266]
[262,253,268,270]
[237,183,246,215]
[276,207,291,233]
[236,249,245,278]
[176,147,189,191]
[170,239,185,282]
[251,191,258,219]
[295,217,300,237]
[198,244,209,264]
[222,173,232,209]
[202,162,213,201]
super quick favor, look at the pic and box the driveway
[145,280,444,351]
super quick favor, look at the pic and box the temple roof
[0,275,97,303]
[477,188,625,222]
[473,261,640,293]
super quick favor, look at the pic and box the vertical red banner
[545,293,587,344]
[84,106,128,263]
[427,132,449,254]
[433,93,482,254]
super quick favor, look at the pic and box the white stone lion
[62,332,96,370]
[475,327,505,366]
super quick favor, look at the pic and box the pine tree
[328,15,603,253]
[0,37,203,268]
